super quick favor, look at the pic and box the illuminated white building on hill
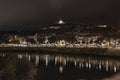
[58,19,65,24]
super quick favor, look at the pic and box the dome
[58,19,65,24]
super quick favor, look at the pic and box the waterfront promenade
[0,43,120,49]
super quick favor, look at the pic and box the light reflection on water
[0,53,120,80]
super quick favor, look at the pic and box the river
[0,52,120,80]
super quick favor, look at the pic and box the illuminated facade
[58,19,65,24]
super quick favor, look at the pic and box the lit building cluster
[0,19,119,48]
[0,34,120,49]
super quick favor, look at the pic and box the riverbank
[0,47,120,57]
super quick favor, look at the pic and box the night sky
[0,0,120,30]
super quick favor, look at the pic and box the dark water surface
[0,52,120,80]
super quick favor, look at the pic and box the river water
[0,52,120,80]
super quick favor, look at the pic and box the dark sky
[0,0,120,30]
